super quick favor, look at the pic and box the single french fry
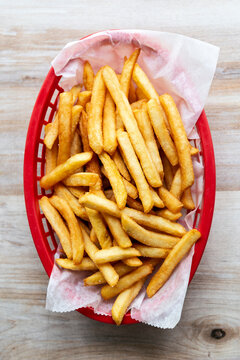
[117,131,153,213]
[181,187,195,210]
[94,246,140,264]
[84,262,133,286]
[112,278,145,325]
[161,151,174,190]
[122,257,143,267]
[102,213,132,248]
[39,196,72,259]
[150,187,164,208]
[132,63,159,101]
[103,91,117,155]
[120,49,140,98]
[71,105,83,134]
[102,66,162,188]
[49,195,84,264]
[147,99,178,166]
[136,86,146,100]
[54,183,88,220]
[130,99,147,110]
[45,123,58,174]
[83,61,94,91]
[121,214,180,248]
[57,91,73,164]
[160,94,194,190]
[90,228,99,246]
[64,172,99,187]
[101,263,153,300]
[70,131,82,156]
[85,208,112,249]
[158,186,183,213]
[40,152,93,190]
[170,168,182,200]
[67,186,86,199]
[155,209,182,222]
[122,207,186,237]
[70,85,82,104]
[147,229,201,297]
[79,221,119,287]
[56,257,97,271]
[112,150,131,181]
[79,193,121,217]
[99,152,127,209]
[133,244,170,258]
[44,113,59,150]
[190,144,199,156]
[88,69,106,154]
[134,106,163,177]
[77,91,92,107]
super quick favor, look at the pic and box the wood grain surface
[0,1,239,359]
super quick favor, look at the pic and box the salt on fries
[39,48,201,325]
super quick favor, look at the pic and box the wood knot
[211,328,226,340]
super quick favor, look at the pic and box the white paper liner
[45,30,219,328]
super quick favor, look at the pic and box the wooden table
[1,1,239,359]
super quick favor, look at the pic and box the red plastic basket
[24,32,216,325]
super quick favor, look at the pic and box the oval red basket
[24,32,216,325]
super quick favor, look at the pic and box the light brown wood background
[0,1,239,359]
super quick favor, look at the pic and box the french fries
[40,52,201,325]
[40,152,93,189]
[121,214,180,248]
[147,229,201,297]
[160,94,194,190]
[57,91,73,164]
[88,69,106,154]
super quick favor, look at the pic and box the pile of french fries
[40,49,201,325]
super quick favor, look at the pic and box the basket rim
[24,32,216,326]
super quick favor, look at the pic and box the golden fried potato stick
[112,149,131,181]
[170,168,182,199]
[70,85,82,104]
[49,195,84,264]
[56,257,97,271]
[155,209,182,222]
[136,86,146,100]
[133,244,170,258]
[101,263,153,300]
[40,152,93,189]
[160,94,194,190]
[122,257,143,267]
[134,106,163,177]
[88,68,106,154]
[147,99,178,166]
[57,91,73,164]
[161,150,174,190]
[39,196,72,259]
[71,105,83,135]
[70,132,82,157]
[94,246,141,264]
[150,187,164,208]
[79,193,121,217]
[64,172,99,187]
[147,229,201,297]
[83,61,94,91]
[45,123,58,174]
[190,144,199,156]
[89,228,99,246]
[77,91,92,107]
[103,91,117,155]
[121,214,180,248]
[117,131,153,213]
[79,221,119,287]
[181,187,195,210]
[102,66,162,188]
[44,113,59,150]
[132,63,159,101]
[112,278,145,325]
[85,208,112,249]
[122,207,186,237]
[158,186,183,214]
[54,183,88,220]
[99,152,127,209]
[84,262,133,286]
[102,213,132,248]
[130,99,147,110]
